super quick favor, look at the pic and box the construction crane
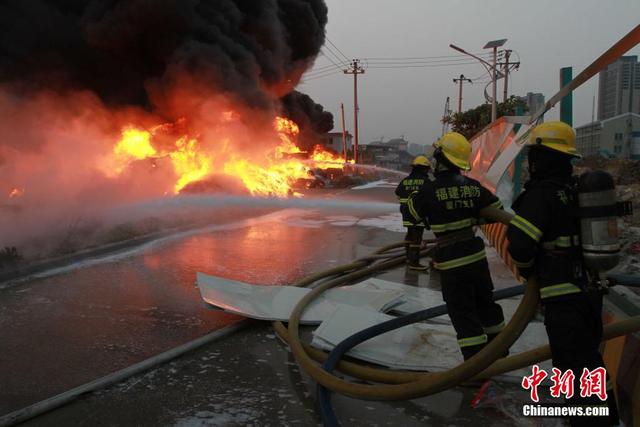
[441,96,452,137]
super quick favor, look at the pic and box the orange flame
[169,137,212,193]
[274,116,300,136]
[115,127,157,160]
[309,144,352,168]
[274,116,304,159]
[103,115,349,197]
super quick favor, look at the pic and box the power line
[300,70,341,83]
[469,69,491,81]
[303,66,342,78]
[302,60,487,81]
[365,58,489,65]
[363,51,498,61]
[325,36,350,63]
[324,47,350,68]
[305,63,340,73]
[308,50,504,75]
[320,50,347,71]
[321,42,350,68]
[363,53,503,66]
[366,61,482,69]
[364,59,492,67]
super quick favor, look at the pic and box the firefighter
[395,155,432,270]
[506,121,619,426]
[407,132,505,360]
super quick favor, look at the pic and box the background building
[518,92,545,116]
[360,136,415,170]
[323,131,352,154]
[575,112,640,159]
[598,56,640,120]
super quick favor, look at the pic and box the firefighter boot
[408,246,428,271]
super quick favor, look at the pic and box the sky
[297,0,640,146]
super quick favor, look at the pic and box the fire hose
[275,208,537,400]
[272,207,640,425]
[278,250,538,401]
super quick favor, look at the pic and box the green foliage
[442,96,528,139]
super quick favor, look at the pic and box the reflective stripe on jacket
[407,170,502,270]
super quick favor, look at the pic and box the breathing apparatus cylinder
[577,170,620,273]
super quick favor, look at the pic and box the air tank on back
[578,170,620,272]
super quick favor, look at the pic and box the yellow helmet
[529,121,581,158]
[434,132,471,171]
[411,155,431,168]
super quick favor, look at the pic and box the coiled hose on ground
[277,208,537,401]
[272,208,640,426]
[280,250,539,400]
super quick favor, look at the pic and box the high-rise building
[525,92,545,115]
[518,92,545,116]
[597,56,640,120]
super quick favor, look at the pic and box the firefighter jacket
[507,177,587,301]
[406,170,502,270]
[395,169,430,228]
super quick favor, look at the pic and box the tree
[442,96,528,139]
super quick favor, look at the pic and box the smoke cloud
[0,0,328,111]
[0,0,332,253]
[281,90,334,151]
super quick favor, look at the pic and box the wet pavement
[1,185,559,426]
[19,322,551,427]
[0,187,400,415]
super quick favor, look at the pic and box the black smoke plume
[281,90,334,150]
[0,0,328,111]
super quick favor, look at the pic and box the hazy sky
[298,0,640,146]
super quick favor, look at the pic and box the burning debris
[0,0,353,251]
[102,116,346,197]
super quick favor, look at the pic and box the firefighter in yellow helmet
[407,132,506,360]
[395,155,432,270]
[506,121,619,425]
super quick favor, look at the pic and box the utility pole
[453,74,472,114]
[340,103,347,161]
[492,48,498,120]
[441,97,451,136]
[344,59,365,164]
[498,50,520,103]
[502,50,511,103]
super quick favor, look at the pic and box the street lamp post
[483,39,508,122]
[450,38,507,122]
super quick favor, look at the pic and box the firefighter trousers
[404,226,424,265]
[439,258,505,360]
[544,291,619,427]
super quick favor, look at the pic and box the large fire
[104,116,348,197]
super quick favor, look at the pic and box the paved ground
[20,321,551,427]
[1,184,562,426]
